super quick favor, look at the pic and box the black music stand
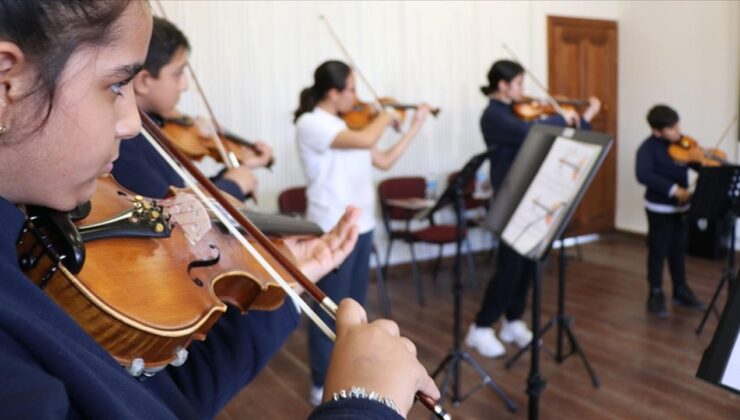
[692,166,740,335]
[484,125,612,419]
[504,232,600,388]
[422,150,517,412]
[697,268,740,394]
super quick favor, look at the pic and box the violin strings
[141,128,337,341]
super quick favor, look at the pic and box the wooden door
[548,16,618,235]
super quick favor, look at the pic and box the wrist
[330,386,402,417]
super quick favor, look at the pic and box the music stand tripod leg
[696,216,736,335]
[506,239,600,390]
[431,179,518,413]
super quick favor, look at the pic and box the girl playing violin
[465,59,601,358]
[293,60,432,405]
[114,17,273,201]
[0,1,438,418]
[636,104,706,318]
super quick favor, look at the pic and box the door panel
[548,16,618,235]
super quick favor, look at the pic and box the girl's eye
[111,76,134,96]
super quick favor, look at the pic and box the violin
[513,96,588,121]
[163,114,274,169]
[18,175,312,371]
[342,97,441,130]
[668,135,727,167]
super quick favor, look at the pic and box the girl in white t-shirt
[294,60,431,404]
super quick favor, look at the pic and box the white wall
[156,0,737,264]
[616,1,740,234]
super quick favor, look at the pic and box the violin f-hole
[187,243,220,287]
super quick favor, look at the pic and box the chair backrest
[278,186,307,216]
[377,176,426,226]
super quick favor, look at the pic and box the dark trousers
[475,242,533,326]
[308,230,373,387]
[646,210,688,292]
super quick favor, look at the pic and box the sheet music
[501,136,602,258]
[721,332,740,391]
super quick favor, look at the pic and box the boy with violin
[465,59,601,358]
[113,17,273,201]
[636,105,706,318]
[0,1,439,418]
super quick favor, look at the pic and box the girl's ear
[0,41,27,123]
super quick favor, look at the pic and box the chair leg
[409,242,425,306]
[464,237,479,289]
[371,243,391,317]
[383,239,394,279]
[432,244,443,282]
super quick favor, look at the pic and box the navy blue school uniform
[0,174,398,417]
[475,98,591,327]
[635,135,690,292]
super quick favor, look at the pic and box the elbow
[373,159,391,171]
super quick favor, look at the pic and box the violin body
[17,175,295,371]
[513,96,586,121]
[668,135,727,167]
[163,115,274,168]
[342,97,440,130]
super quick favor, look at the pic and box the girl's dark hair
[293,60,351,123]
[480,59,525,96]
[0,0,133,128]
[146,17,190,77]
[647,105,679,130]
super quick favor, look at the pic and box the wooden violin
[163,114,274,169]
[513,96,588,121]
[342,97,441,130]
[668,135,727,167]
[17,174,316,371]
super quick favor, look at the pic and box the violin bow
[154,0,239,169]
[318,15,387,112]
[710,114,739,152]
[502,43,573,124]
[139,113,450,420]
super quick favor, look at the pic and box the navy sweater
[481,98,591,191]
[635,135,689,206]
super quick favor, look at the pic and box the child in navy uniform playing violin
[465,59,601,358]
[113,17,273,201]
[636,105,706,318]
[0,1,438,418]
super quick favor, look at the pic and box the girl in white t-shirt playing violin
[294,60,431,405]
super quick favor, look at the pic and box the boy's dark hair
[647,105,679,130]
[0,0,132,130]
[293,60,351,123]
[145,17,190,77]
[480,60,525,96]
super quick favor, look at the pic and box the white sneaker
[464,323,505,358]
[309,385,324,406]
[499,319,532,348]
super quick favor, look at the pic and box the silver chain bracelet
[332,386,402,417]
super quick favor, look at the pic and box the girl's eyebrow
[107,63,144,79]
